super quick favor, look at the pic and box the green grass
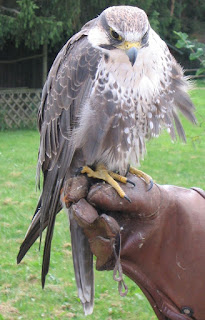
[0,82,205,320]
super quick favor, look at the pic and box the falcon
[17,5,196,315]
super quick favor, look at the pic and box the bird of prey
[17,5,196,315]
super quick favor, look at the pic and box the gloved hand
[69,174,205,320]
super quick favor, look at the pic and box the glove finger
[87,174,148,212]
[62,175,89,208]
[71,198,99,228]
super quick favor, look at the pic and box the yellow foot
[80,164,153,201]
[80,164,132,201]
[129,166,153,190]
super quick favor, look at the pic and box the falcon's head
[88,6,150,66]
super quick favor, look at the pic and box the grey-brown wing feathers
[17,197,47,264]
[171,64,196,140]
[17,17,101,313]
[146,60,196,143]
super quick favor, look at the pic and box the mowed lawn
[0,82,205,320]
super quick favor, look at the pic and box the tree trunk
[42,43,48,86]
[170,0,175,16]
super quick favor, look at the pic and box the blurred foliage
[0,0,80,49]
[175,31,205,76]
[0,0,205,51]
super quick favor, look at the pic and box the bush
[174,31,205,77]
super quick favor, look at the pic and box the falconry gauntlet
[71,175,205,320]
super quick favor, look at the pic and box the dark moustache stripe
[99,44,116,50]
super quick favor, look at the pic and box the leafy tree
[0,0,204,80]
[1,0,204,51]
[0,0,80,49]
[0,0,81,82]
[175,31,205,77]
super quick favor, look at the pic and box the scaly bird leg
[81,164,132,202]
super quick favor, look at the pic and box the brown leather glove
[70,175,205,320]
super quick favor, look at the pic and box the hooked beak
[118,41,141,66]
[126,47,138,66]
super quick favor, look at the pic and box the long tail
[69,208,94,315]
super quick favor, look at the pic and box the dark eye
[110,28,122,41]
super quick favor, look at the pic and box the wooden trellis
[0,88,42,129]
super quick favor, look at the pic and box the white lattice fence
[0,89,42,129]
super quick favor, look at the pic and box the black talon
[147,179,154,191]
[126,179,135,187]
[124,195,131,203]
[75,167,83,175]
